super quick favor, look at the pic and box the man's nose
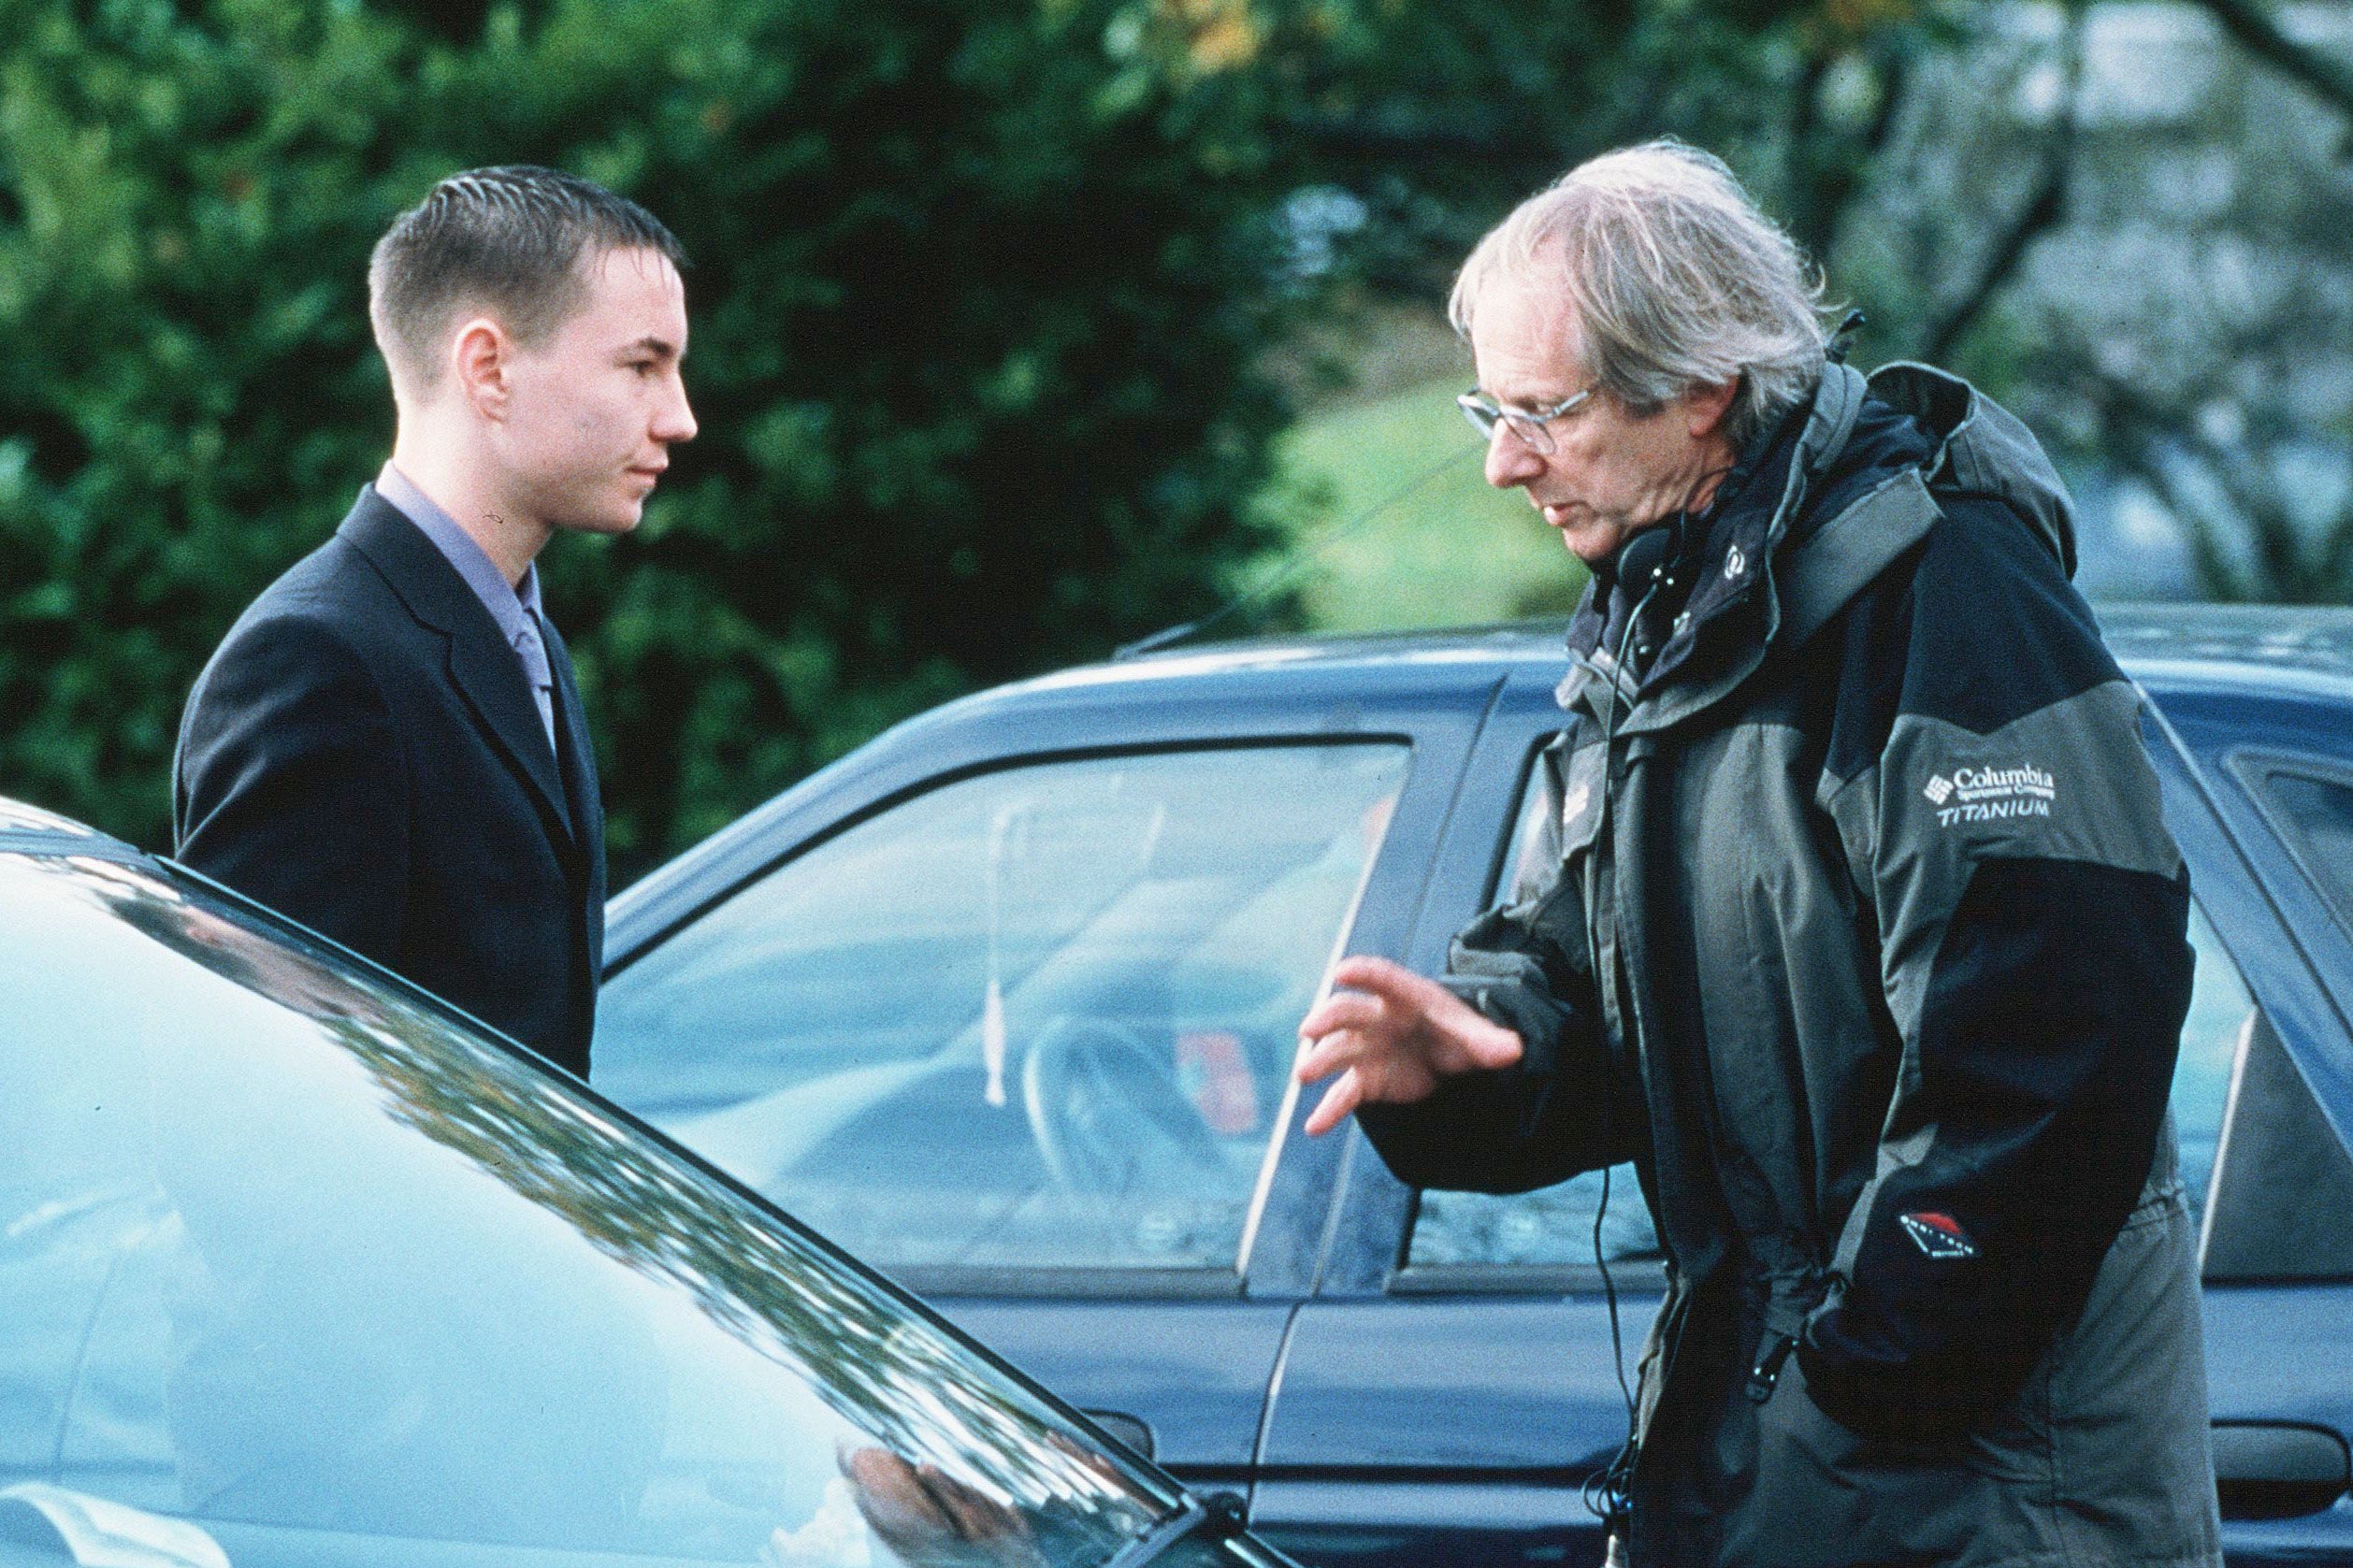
[1483,424,1543,490]
[657,375,698,444]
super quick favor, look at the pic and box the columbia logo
[1900,1211,1980,1260]
[1926,761,2057,827]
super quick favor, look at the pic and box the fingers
[1321,957,1521,1075]
[1453,1015,1525,1072]
[1328,955,1436,1007]
[1294,954,1528,1138]
[843,1446,1035,1568]
[1302,1067,1363,1137]
[1295,957,1443,1121]
[1298,988,1388,1047]
[1297,957,1432,1071]
[843,1447,946,1545]
[1295,1024,1372,1086]
[917,1462,1022,1544]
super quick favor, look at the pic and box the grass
[1254,373,1589,635]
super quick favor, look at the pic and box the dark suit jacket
[174,487,605,1074]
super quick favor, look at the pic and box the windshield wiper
[1100,1490,1249,1568]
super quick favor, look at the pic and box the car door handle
[1082,1408,1157,1461]
[2212,1420,2350,1520]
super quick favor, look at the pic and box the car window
[2200,975,2353,1281]
[0,852,1174,1568]
[1403,750,2257,1274]
[597,744,1409,1276]
[2246,764,2353,939]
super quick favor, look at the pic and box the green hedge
[0,0,1304,880]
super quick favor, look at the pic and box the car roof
[8,606,2352,859]
[1012,601,2353,706]
[2095,602,2353,698]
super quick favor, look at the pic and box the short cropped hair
[1450,140,1829,451]
[368,165,686,396]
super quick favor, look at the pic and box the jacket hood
[1866,361,2078,576]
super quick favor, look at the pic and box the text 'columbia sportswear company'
[1922,763,2057,827]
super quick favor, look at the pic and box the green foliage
[1255,0,1942,296]
[0,0,1305,878]
[1265,375,1584,632]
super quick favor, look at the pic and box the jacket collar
[1556,363,1937,735]
[338,486,575,843]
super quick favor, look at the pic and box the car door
[595,658,1499,1492]
[1253,663,2353,1568]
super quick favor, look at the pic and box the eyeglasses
[1457,384,1595,455]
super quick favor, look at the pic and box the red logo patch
[1899,1211,1980,1260]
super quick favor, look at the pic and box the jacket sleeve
[1357,730,1642,1195]
[174,613,411,961]
[1797,501,2193,1438]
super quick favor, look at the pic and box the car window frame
[2133,688,2353,1280]
[2226,749,2353,947]
[600,737,1413,1297]
[601,668,1504,1302]
[2142,679,2353,1113]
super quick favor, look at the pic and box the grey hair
[368,165,686,396]
[1450,139,1830,451]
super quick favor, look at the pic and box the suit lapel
[337,489,573,843]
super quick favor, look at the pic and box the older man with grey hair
[1298,141,2219,1568]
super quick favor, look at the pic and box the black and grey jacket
[1359,363,2222,1568]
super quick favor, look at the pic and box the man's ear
[1683,377,1739,440]
[450,317,512,420]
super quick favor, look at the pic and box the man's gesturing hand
[1295,957,1523,1136]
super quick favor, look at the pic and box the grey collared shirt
[374,463,559,761]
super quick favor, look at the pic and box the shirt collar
[373,461,543,641]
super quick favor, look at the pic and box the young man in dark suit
[175,166,697,1075]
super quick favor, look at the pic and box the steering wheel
[1020,1017,1231,1195]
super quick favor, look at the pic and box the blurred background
[3,0,2349,883]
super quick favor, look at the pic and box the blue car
[597,605,2353,1568]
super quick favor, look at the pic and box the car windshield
[0,849,1177,1568]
